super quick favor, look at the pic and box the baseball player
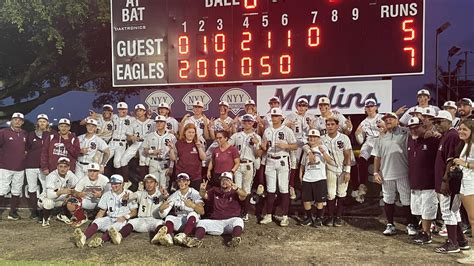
[108,102,134,179]
[81,104,114,143]
[406,117,440,244]
[41,118,80,174]
[457,98,473,124]
[121,104,154,181]
[72,174,138,248]
[157,102,179,136]
[25,114,50,220]
[184,172,247,248]
[179,101,210,143]
[76,119,110,179]
[399,89,440,126]
[115,174,168,245]
[234,99,260,132]
[143,115,177,189]
[372,112,416,236]
[260,107,297,227]
[314,96,352,136]
[38,157,79,227]
[0,112,27,221]
[299,129,333,227]
[152,173,204,246]
[442,101,461,128]
[229,114,263,220]
[433,111,468,253]
[321,117,352,227]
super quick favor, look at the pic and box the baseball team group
[0,89,473,262]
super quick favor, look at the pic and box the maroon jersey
[212,146,239,174]
[0,127,27,171]
[41,132,80,172]
[207,187,241,219]
[435,128,461,192]
[407,136,439,190]
[25,131,50,169]
[175,140,202,181]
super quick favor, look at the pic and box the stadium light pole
[435,22,451,105]
[447,46,461,100]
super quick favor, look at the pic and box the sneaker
[312,217,323,227]
[174,233,187,245]
[108,227,122,245]
[29,210,39,220]
[323,217,334,227]
[298,216,313,226]
[412,231,432,245]
[71,218,88,228]
[72,228,86,248]
[333,217,344,227]
[260,214,272,225]
[406,224,417,236]
[383,224,396,236]
[7,211,21,221]
[227,237,241,247]
[242,213,249,222]
[439,224,448,237]
[459,239,471,250]
[435,239,460,254]
[279,215,289,227]
[56,214,72,225]
[184,237,203,248]
[41,217,51,228]
[87,237,103,248]
[256,185,265,196]
[289,187,296,200]
[151,226,167,245]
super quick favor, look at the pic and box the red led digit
[178,35,189,55]
[178,60,190,79]
[241,31,252,51]
[287,30,292,48]
[197,59,208,78]
[214,33,226,53]
[402,19,415,41]
[267,32,272,48]
[280,55,292,74]
[241,57,252,76]
[244,0,257,9]
[307,26,320,47]
[260,56,271,76]
[203,35,208,53]
[403,47,415,67]
[215,58,226,77]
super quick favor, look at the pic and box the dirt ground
[0,209,465,265]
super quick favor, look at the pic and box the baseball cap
[407,117,422,127]
[58,118,71,125]
[57,157,70,165]
[117,102,128,109]
[219,101,229,107]
[144,174,158,182]
[103,104,113,111]
[87,163,100,171]
[270,108,283,116]
[457,98,473,107]
[307,129,321,137]
[297,98,309,105]
[176,173,190,181]
[158,103,170,109]
[432,110,453,122]
[443,101,458,110]
[382,112,398,120]
[37,114,49,121]
[220,172,233,181]
[421,107,435,117]
[135,104,146,110]
[11,113,24,120]
[155,115,167,122]
[193,101,204,108]
[110,174,124,184]
[268,96,280,103]
[417,89,430,97]
[318,97,330,105]
[86,118,98,126]
[245,99,256,105]
[241,114,256,122]
[364,99,377,107]
[408,107,422,115]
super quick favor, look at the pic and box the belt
[79,161,89,165]
[153,158,169,161]
[241,160,253,164]
[113,138,126,142]
[269,155,288,160]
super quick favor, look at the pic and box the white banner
[256,80,392,115]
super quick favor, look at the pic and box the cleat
[323,217,334,227]
[312,217,323,227]
[151,226,168,245]
[87,237,103,248]
[333,217,344,227]
[56,214,72,224]
[227,237,241,247]
[289,187,296,200]
[459,239,471,251]
[242,213,249,222]
[41,217,51,228]
[383,224,396,236]
[7,212,21,221]
[173,233,187,245]
[260,214,272,225]
[406,224,417,236]
[298,216,313,226]
[435,239,460,254]
[412,231,432,245]
[184,237,203,248]
[108,227,122,245]
[72,228,86,248]
[280,215,289,227]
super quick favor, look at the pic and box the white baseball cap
[220,172,233,181]
[297,98,309,105]
[382,112,398,120]
[219,101,229,107]
[135,104,146,110]
[443,101,457,110]
[245,99,256,105]
[241,114,256,122]
[176,173,191,180]
[193,101,204,107]
[307,129,321,137]
[318,97,330,105]
[270,108,283,116]
[432,110,453,122]
[417,89,431,97]
[458,98,473,107]
[117,102,128,109]
[86,118,98,126]
[87,163,100,171]
[110,174,124,184]
[158,103,170,109]
[407,117,422,127]
[37,114,49,121]
[57,157,70,165]
[58,118,71,125]
[144,174,158,182]
[155,115,167,122]
[421,107,435,117]
[268,96,280,103]
[408,107,423,115]
[11,113,24,120]
[103,104,113,111]
[364,99,378,107]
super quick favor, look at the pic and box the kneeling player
[72,174,137,248]
[113,174,168,245]
[185,172,247,248]
[152,173,204,246]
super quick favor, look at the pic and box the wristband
[344,165,351,173]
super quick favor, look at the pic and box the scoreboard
[111,0,425,87]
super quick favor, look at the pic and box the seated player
[71,174,137,248]
[37,157,79,227]
[152,173,204,246]
[111,174,169,245]
[184,172,247,248]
